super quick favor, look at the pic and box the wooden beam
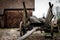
[4,8,34,11]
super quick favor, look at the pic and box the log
[17,27,39,40]
[30,16,40,23]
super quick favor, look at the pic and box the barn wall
[0,0,34,14]
[0,0,34,27]
[3,10,32,28]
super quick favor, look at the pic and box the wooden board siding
[0,0,34,15]
[0,0,34,8]
[4,10,32,28]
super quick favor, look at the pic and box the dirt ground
[0,28,60,40]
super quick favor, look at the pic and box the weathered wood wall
[4,9,32,28]
[0,0,34,14]
[0,0,34,28]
